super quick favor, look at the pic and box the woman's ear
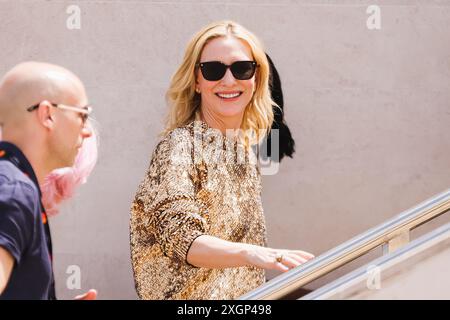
[195,75,201,93]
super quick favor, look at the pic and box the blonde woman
[130,20,314,300]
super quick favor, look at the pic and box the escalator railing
[239,188,450,300]
[301,220,450,299]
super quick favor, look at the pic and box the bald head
[0,62,92,184]
[0,61,87,128]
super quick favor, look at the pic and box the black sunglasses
[197,61,257,81]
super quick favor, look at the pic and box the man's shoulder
[0,161,39,204]
[0,161,35,186]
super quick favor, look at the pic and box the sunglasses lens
[230,61,256,80]
[200,62,226,81]
[200,61,257,81]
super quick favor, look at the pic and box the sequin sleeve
[132,128,208,265]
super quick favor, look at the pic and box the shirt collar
[0,141,42,199]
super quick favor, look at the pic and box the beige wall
[1,0,449,299]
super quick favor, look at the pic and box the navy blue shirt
[0,141,55,300]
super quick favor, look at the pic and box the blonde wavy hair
[164,20,275,146]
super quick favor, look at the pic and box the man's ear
[36,100,54,130]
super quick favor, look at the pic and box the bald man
[0,62,95,300]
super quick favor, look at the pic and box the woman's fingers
[281,255,303,269]
[292,250,315,260]
[277,250,315,272]
[285,253,308,266]
[274,262,290,272]
[265,248,315,272]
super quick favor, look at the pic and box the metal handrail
[239,188,450,300]
[301,220,450,300]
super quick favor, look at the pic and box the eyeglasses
[197,61,257,81]
[27,103,92,124]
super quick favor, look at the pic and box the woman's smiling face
[196,36,256,121]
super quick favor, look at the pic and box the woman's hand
[186,235,314,271]
[244,245,315,272]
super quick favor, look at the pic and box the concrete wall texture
[1,0,449,299]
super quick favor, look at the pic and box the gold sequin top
[130,121,267,300]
